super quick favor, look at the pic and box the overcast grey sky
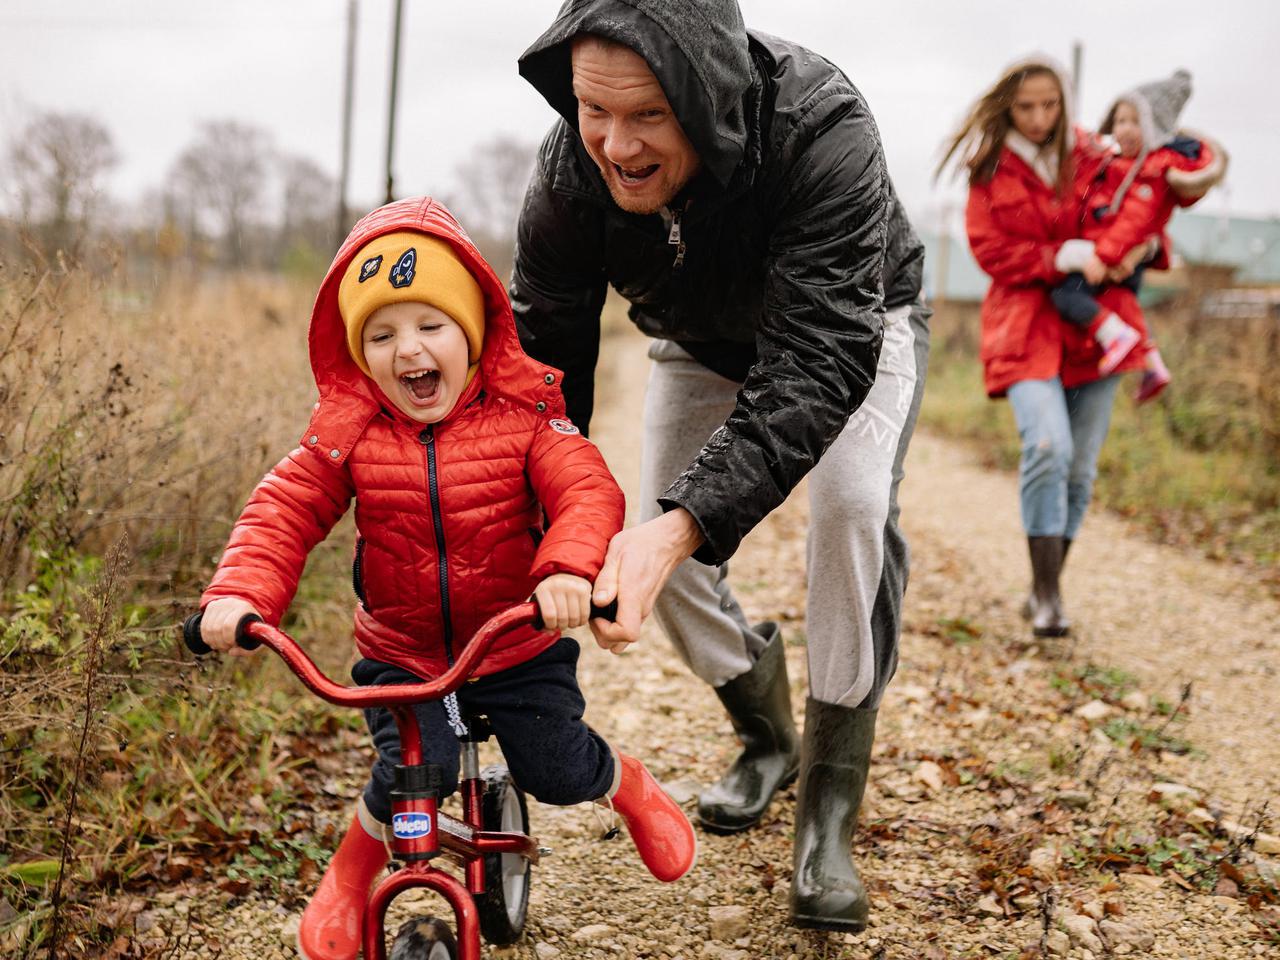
[3,0,1277,236]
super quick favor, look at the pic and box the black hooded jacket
[512,0,925,565]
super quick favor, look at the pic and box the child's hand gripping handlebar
[181,600,617,708]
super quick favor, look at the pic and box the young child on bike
[198,196,697,960]
[1051,68,1226,402]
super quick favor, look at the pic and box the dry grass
[0,251,359,954]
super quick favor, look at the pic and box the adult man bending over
[512,0,929,931]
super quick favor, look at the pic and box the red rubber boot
[297,805,389,960]
[609,753,697,883]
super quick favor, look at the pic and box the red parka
[1079,136,1227,269]
[966,138,1150,398]
[201,197,625,679]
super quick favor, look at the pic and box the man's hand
[201,597,263,657]
[1081,254,1108,286]
[589,508,705,654]
[534,573,592,631]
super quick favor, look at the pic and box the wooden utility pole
[336,0,357,247]
[384,0,405,205]
[1071,41,1083,108]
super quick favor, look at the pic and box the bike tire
[476,764,531,945]
[388,915,457,960]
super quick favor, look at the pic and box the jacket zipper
[352,537,367,606]
[419,425,455,665]
[665,204,687,270]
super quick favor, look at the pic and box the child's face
[1112,102,1144,158]
[362,301,471,423]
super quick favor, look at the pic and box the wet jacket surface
[512,0,925,565]
[966,140,1150,398]
[202,197,625,680]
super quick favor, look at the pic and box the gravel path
[146,328,1279,959]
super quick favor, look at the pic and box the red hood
[304,197,567,456]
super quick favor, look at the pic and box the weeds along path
[146,327,1278,958]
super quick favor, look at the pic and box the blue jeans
[1006,376,1120,539]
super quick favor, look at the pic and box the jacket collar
[1004,129,1060,188]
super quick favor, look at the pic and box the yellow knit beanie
[337,231,486,376]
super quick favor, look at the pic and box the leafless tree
[168,120,272,267]
[279,153,337,265]
[6,110,118,257]
[449,134,537,278]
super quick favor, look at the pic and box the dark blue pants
[353,638,614,824]
[1051,266,1147,327]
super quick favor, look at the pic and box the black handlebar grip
[183,612,211,656]
[531,599,619,632]
[591,600,619,623]
[182,611,265,655]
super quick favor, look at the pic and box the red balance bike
[183,600,614,960]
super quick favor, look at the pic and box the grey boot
[1027,536,1071,637]
[697,623,800,834]
[1021,537,1070,620]
[789,698,876,931]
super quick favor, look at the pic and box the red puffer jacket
[966,139,1149,398]
[201,197,625,679]
[1079,136,1227,269]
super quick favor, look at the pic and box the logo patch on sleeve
[548,418,579,435]
[358,255,383,282]
[389,248,417,288]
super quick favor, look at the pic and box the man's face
[571,38,701,214]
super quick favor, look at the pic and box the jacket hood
[304,197,566,458]
[518,0,753,188]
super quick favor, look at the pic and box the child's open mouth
[615,163,659,185]
[401,369,440,403]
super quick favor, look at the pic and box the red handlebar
[227,603,542,708]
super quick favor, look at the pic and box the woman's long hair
[936,60,1074,193]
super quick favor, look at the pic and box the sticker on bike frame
[393,812,433,839]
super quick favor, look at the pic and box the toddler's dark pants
[1051,266,1147,327]
[354,637,614,825]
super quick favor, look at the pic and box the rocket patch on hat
[390,248,417,288]
[358,255,383,282]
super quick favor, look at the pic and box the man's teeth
[618,164,657,182]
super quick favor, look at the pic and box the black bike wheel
[388,915,457,960]
[476,764,531,945]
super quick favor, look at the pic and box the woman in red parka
[197,197,696,960]
[938,58,1154,639]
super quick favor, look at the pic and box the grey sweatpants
[639,302,930,709]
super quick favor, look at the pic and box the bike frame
[233,603,546,960]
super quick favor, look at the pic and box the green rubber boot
[789,698,876,931]
[697,623,799,834]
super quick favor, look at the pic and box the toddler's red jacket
[201,197,625,679]
[1077,135,1227,269]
